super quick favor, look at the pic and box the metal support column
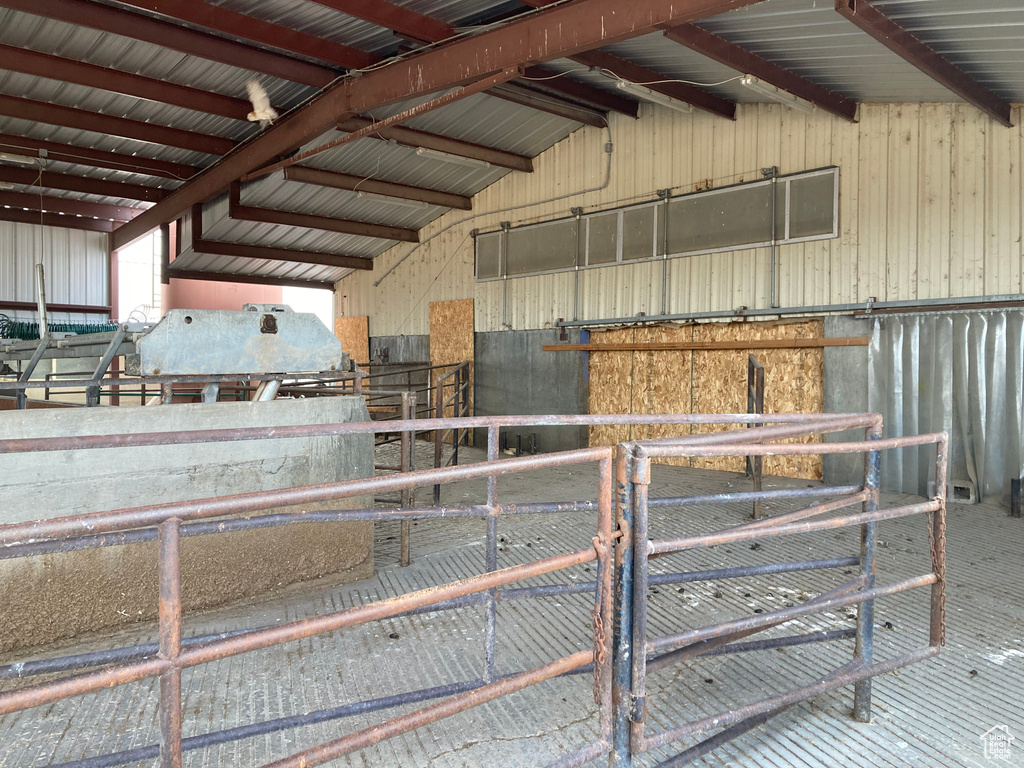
[745,355,765,519]
[611,444,636,767]
[852,426,881,722]
[157,518,183,768]
[399,392,416,567]
[484,425,500,683]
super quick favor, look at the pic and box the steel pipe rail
[0,412,946,767]
[614,420,947,766]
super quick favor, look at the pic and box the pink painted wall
[162,279,282,312]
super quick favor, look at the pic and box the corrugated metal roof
[3,0,1023,290]
[695,0,1024,102]
[548,0,1024,105]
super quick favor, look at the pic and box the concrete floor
[1,441,1022,767]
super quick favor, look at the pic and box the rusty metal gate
[610,414,948,767]
[0,413,946,767]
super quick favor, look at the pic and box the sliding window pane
[506,218,578,275]
[621,205,657,261]
[666,183,773,255]
[788,171,836,239]
[586,212,618,265]
[475,232,502,279]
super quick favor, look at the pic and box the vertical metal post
[596,455,615,741]
[929,435,948,648]
[484,425,499,683]
[1011,478,1021,519]
[35,263,48,340]
[853,426,881,722]
[628,456,651,753]
[433,372,443,506]
[611,444,636,768]
[746,355,765,519]
[768,168,780,309]
[160,382,174,405]
[452,367,460,466]
[399,392,414,567]
[158,518,183,768]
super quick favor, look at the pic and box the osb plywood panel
[588,327,635,449]
[430,300,475,441]
[639,325,693,467]
[334,316,369,366]
[690,320,824,479]
[588,320,825,480]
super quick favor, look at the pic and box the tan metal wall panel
[0,221,109,322]
[342,103,1024,336]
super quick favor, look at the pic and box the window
[505,218,578,275]
[475,166,838,281]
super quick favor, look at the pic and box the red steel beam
[0,0,337,88]
[337,117,534,172]
[0,299,112,313]
[0,44,253,121]
[193,200,374,269]
[113,0,379,71]
[0,206,116,231]
[0,133,197,180]
[0,95,235,156]
[0,190,144,221]
[284,166,472,211]
[523,66,639,118]
[516,0,733,119]
[305,0,454,45]
[228,187,418,243]
[664,24,858,121]
[0,167,168,203]
[340,2,635,121]
[487,82,609,127]
[834,0,1012,127]
[570,49,736,119]
[168,268,337,291]
[316,1,638,119]
[111,0,767,249]
[192,238,374,270]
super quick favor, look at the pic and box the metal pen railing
[0,411,947,768]
[609,416,947,767]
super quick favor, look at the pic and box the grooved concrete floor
[1,442,1022,767]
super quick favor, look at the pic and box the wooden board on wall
[429,299,475,441]
[587,319,825,480]
[335,315,369,366]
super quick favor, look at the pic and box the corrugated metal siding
[0,221,108,322]
[343,102,1024,336]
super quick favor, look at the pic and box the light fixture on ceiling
[614,79,693,114]
[739,75,816,113]
[0,152,39,165]
[414,146,491,170]
[355,191,430,210]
